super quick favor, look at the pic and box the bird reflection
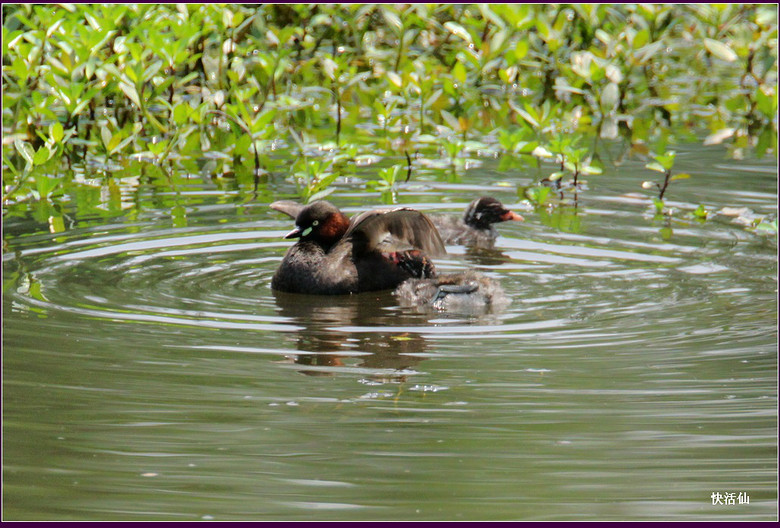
[462,244,515,267]
[272,289,429,381]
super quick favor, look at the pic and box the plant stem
[2,169,27,204]
[335,84,341,147]
[205,109,260,176]
[394,28,404,72]
[658,169,671,200]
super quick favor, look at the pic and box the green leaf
[381,9,402,35]
[372,99,387,115]
[50,122,64,143]
[84,11,101,32]
[645,161,666,173]
[36,175,59,198]
[29,281,46,302]
[440,109,461,131]
[321,57,337,81]
[125,64,139,84]
[48,214,65,233]
[112,35,128,54]
[118,81,141,108]
[33,146,51,165]
[478,4,505,29]
[548,171,564,182]
[45,18,64,38]
[11,56,28,84]
[692,204,708,218]
[531,145,553,158]
[14,140,35,166]
[755,86,777,117]
[386,71,402,88]
[444,21,472,44]
[253,108,277,132]
[605,64,623,84]
[173,104,190,126]
[2,152,19,176]
[703,128,735,146]
[595,29,612,47]
[600,82,619,111]
[514,40,528,60]
[509,101,540,128]
[498,67,513,84]
[754,218,778,234]
[101,127,112,149]
[111,135,136,155]
[308,186,335,203]
[703,38,738,62]
[654,151,676,170]
[346,71,372,88]
[581,165,602,175]
[514,140,538,154]
[525,185,551,205]
[234,134,252,156]
[535,19,550,40]
[452,60,467,84]
[600,115,619,140]
[635,41,663,64]
[632,28,650,49]
[172,204,187,228]
[756,124,776,158]
[670,173,690,181]
[107,133,123,153]
[71,98,93,118]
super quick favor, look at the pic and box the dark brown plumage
[270,200,446,294]
[432,196,524,247]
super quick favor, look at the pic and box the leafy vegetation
[2,4,777,233]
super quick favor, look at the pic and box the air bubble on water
[409,384,448,393]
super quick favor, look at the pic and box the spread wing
[270,200,305,219]
[345,208,447,257]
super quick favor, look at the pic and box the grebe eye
[312,220,319,227]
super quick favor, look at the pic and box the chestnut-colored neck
[319,212,350,249]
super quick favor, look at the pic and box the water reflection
[2,148,777,521]
[272,290,428,381]
[460,244,516,267]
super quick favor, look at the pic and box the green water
[2,146,777,520]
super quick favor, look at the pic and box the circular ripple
[3,191,776,351]
[5,223,295,332]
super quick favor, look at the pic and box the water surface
[3,146,777,520]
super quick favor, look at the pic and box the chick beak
[501,210,524,222]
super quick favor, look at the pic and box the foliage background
[2,4,777,224]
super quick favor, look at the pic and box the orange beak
[501,210,524,222]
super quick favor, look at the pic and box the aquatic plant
[1,4,776,230]
[641,149,690,214]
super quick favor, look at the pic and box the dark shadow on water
[462,245,515,267]
[271,289,429,381]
